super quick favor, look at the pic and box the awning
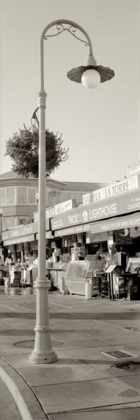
[105,265,117,273]
[91,213,140,234]
[54,224,91,238]
[4,234,35,246]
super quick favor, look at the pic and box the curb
[0,365,33,420]
[0,359,48,420]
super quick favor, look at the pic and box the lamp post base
[29,348,58,364]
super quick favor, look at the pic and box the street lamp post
[0,209,2,244]
[29,19,115,364]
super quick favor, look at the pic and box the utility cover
[102,350,133,359]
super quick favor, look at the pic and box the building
[0,170,108,261]
[0,170,107,232]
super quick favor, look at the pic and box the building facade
[0,171,107,232]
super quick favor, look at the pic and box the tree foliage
[5,125,69,178]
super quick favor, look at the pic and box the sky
[0,0,140,183]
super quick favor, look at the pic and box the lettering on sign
[127,162,140,178]
[68,214,81,225]
[2,222,39,241]
[34,200,76,222]
[12,226,33,238]
[83,175,139,205]
[88,203,117,221]
[90,213,140,235]
[55,199,76,215]
[54,224,90,238]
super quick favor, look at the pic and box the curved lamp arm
[39,19,95,92]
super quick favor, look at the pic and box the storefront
[2,219,50,262]
[89,212,140,300]
[2,222,37,261]
[51,175,140,299]
[2,174,140,298]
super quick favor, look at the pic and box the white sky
[0,0,140,183]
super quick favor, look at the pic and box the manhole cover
[14,339,63,348]
[114,361,140,370]
[101,350,134,359]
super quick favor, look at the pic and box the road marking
[50,320,110,344]
[0,304,20,313]
[50,320,73,329]
[49,302,73,310]
[1,319,22,328]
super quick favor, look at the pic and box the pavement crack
[47,400,140,415]
[32,377,113,387]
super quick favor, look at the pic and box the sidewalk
[0,290,140,419]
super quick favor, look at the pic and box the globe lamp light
[81,69,100,89]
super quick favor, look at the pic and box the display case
[126,258,140,274]
[65,260,90,295]
[125,258,140,300]
[65,259,107,296]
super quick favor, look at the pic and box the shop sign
[51,191,140,231]
[83,175,139,205]
[4,234,35,246]
[90,212,140,234]
[55,199,76,215]
[115,230,133,245]
[86,231,108,244]
[127,162,140,178]
[2,219,50,241]
[34,199,76,222]
[54,224,91,238]
[2,223,38,241]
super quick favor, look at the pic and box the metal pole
[0,210,2,244]
[29,36,57,364]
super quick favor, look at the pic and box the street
[0,288,140,419]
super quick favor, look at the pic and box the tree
[5,125,69,178]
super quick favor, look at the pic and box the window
[7,188,16,205]
[17,187,27,204]
[48,190,61,206]
[2,216,17,230]
[0,189,6,205]
[28,188,36,204]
